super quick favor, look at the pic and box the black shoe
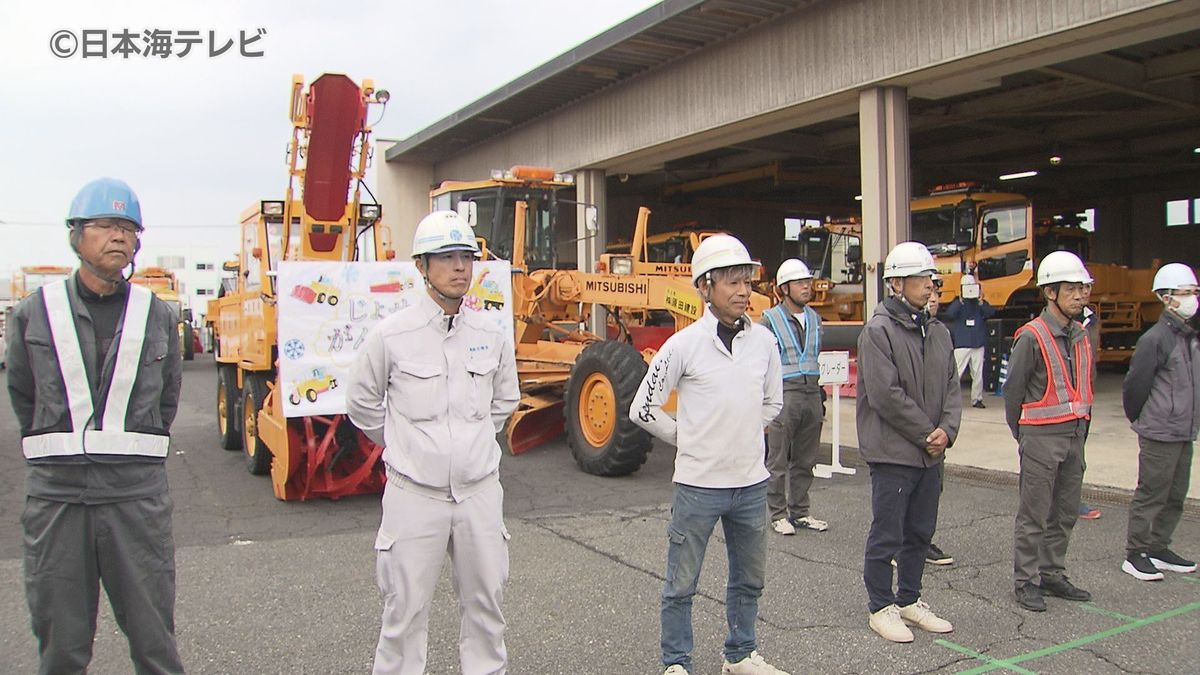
[926,543,954,565]
[1149,549,1197,573]
[1040,576,1091,601]
[972,400,986,409]
[1015,584,1046,612]
[1122,552,1165,581]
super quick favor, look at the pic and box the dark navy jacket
[941,298,997,349]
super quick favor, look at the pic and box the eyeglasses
[85,219,142,237]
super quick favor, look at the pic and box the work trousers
[372,476,509,675]
[22,494,183,675]
[863,462,942,613]
[1013,430,1085,589]
[954,346,986,403]
[1126,438,1193,554]
[765,386,823,521]
[661,481,767,672]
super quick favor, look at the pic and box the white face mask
[1173,294,1198,320]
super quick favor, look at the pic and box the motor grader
[207,73,392,500]
[431,166,770,475]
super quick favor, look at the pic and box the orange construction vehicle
[432,167,770,474]
[10,265,72,301]
[207,73,392,500]
[130,266,196,360]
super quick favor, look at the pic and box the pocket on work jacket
[464,357,499,420]
[391,360,443,422]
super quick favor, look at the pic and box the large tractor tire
[217,364,242,451]
[182,323,196,361]
[565,340,653,476]
[242,373,273,475]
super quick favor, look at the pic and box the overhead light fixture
[999,170,1038,181]
[854,194,863,201]
[1049,155,1063,166]
[1194,147,1200,154]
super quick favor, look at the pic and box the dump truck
[432,166,771,475]
[130,266,196,360]
[208,73,392,500]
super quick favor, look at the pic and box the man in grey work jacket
[761,258,827,535]
[857,242,960,644]
[6,177,184,674]
[347,211,520,675]
[1004,251,1096,612]
[1120,263,1199,581]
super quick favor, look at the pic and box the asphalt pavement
[1,355,1198,674]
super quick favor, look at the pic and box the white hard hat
[1152,262,1198,293]
[960,273,980,299]
[691,234,759,285]
[776,258,813,285]
[412,211,481,258]
[882,242,937,279]
[1036,250,1092,286]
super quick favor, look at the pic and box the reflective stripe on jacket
[1014,317,1093,425]
[22,280,170,459]
[762,304,821,378]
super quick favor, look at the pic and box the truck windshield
[911,208,956,250]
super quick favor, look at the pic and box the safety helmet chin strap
[419,253,465,307]
[1049,284,1083,321]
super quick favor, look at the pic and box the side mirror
[846,244,862,265]
[783,217,802,241]
[984,218,999,235]
[585,206,598,233]
[456,201,478,227]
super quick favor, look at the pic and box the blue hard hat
[66,177,143,229]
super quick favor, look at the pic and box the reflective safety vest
[763,303,821,378]
[1014,316,1093,425]
[22,280,170,459]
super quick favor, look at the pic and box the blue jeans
[662,481,767,671]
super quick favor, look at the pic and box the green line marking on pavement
[934,639,1037,674]
[1077,602,1140,623]
[956,601,1200,675]
[1178,574,1200,585]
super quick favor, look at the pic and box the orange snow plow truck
[207,73,392,500]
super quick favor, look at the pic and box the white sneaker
[869,604,914,643]
[792,516,828,532]
[664,665,689,675]
[771,518,796,535]
[722,650,790,674]
[898,599,953,633]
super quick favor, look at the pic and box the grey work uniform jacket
[6,273,181,502]
[856,297,962,468]
[1123,311,1199,443]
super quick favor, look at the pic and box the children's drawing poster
[277,261,513,417]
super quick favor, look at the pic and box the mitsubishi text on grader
[431,167,771,476]
[207,73,392,500]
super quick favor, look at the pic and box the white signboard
[276,260,513,418]
[817,351,850,385]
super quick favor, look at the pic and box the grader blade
[506,394,565,455]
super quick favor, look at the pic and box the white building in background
[153,254,222,322]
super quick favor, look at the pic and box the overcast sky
[0,0,657,279]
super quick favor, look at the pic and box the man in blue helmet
[5,178,184,674]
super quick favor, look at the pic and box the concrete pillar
[377,147,433,259]
[574,169,608,334]
[858,86,911,316]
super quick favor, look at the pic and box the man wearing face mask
[631,234,787,675]
[1120,263,1200,581]
[6,178,184,674]
[761,259,827,535]
[1004,251,1096,612]
[941,274,997,409]
[346,211,520,675]
[857,242,961,643]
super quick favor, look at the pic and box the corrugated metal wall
[430,0,1184,180]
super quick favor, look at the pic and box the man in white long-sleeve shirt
[346,211,520,675]
[630,234,787,675]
